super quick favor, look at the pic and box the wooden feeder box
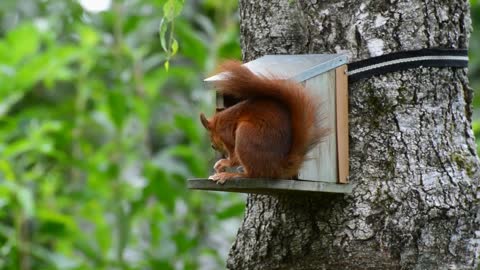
[188,54,351,194]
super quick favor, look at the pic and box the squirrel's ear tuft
[200,113,211,130]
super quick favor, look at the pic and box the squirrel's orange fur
[200,61,327,184]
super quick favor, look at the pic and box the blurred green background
[0,0,478,269]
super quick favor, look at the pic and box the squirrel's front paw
[213,159,230,173]
[208,173,227,184]
[208,172,241,184]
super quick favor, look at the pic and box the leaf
[38,210,76,236]
[164,60,170,71]
[3,137,34,158]
[171,38,179,56]
[6,23,40,64]
[14,45,80,91]
[159,18,169,53]
[0,159,16,182]
[0,93,24,117]
[107,90,129,129]
[163,0,184,21]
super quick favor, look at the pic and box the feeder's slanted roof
[204,54,348,86]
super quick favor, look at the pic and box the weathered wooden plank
[187,178,352,194]
[299,71,337,182]
[335,65,349,184]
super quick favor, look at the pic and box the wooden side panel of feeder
[336,65,349,184]
[216,92,224,108]
[298,71,337,183]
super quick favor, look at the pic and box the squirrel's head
[200,113,227,155]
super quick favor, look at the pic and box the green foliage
[1,0,479,269]
[471,0,480,106]
[471,0,480,154]
[0,0,242,269]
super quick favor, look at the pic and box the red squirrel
[200,61,327,184]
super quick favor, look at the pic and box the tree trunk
[227,0,480,269]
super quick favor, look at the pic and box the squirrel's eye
[211,144,217,150]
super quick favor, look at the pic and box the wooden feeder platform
[187,178,352,195]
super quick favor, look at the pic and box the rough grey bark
[227,0,480,269]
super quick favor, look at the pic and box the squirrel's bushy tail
[214,61,328,177]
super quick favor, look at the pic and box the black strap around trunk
[347,48,468,83]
